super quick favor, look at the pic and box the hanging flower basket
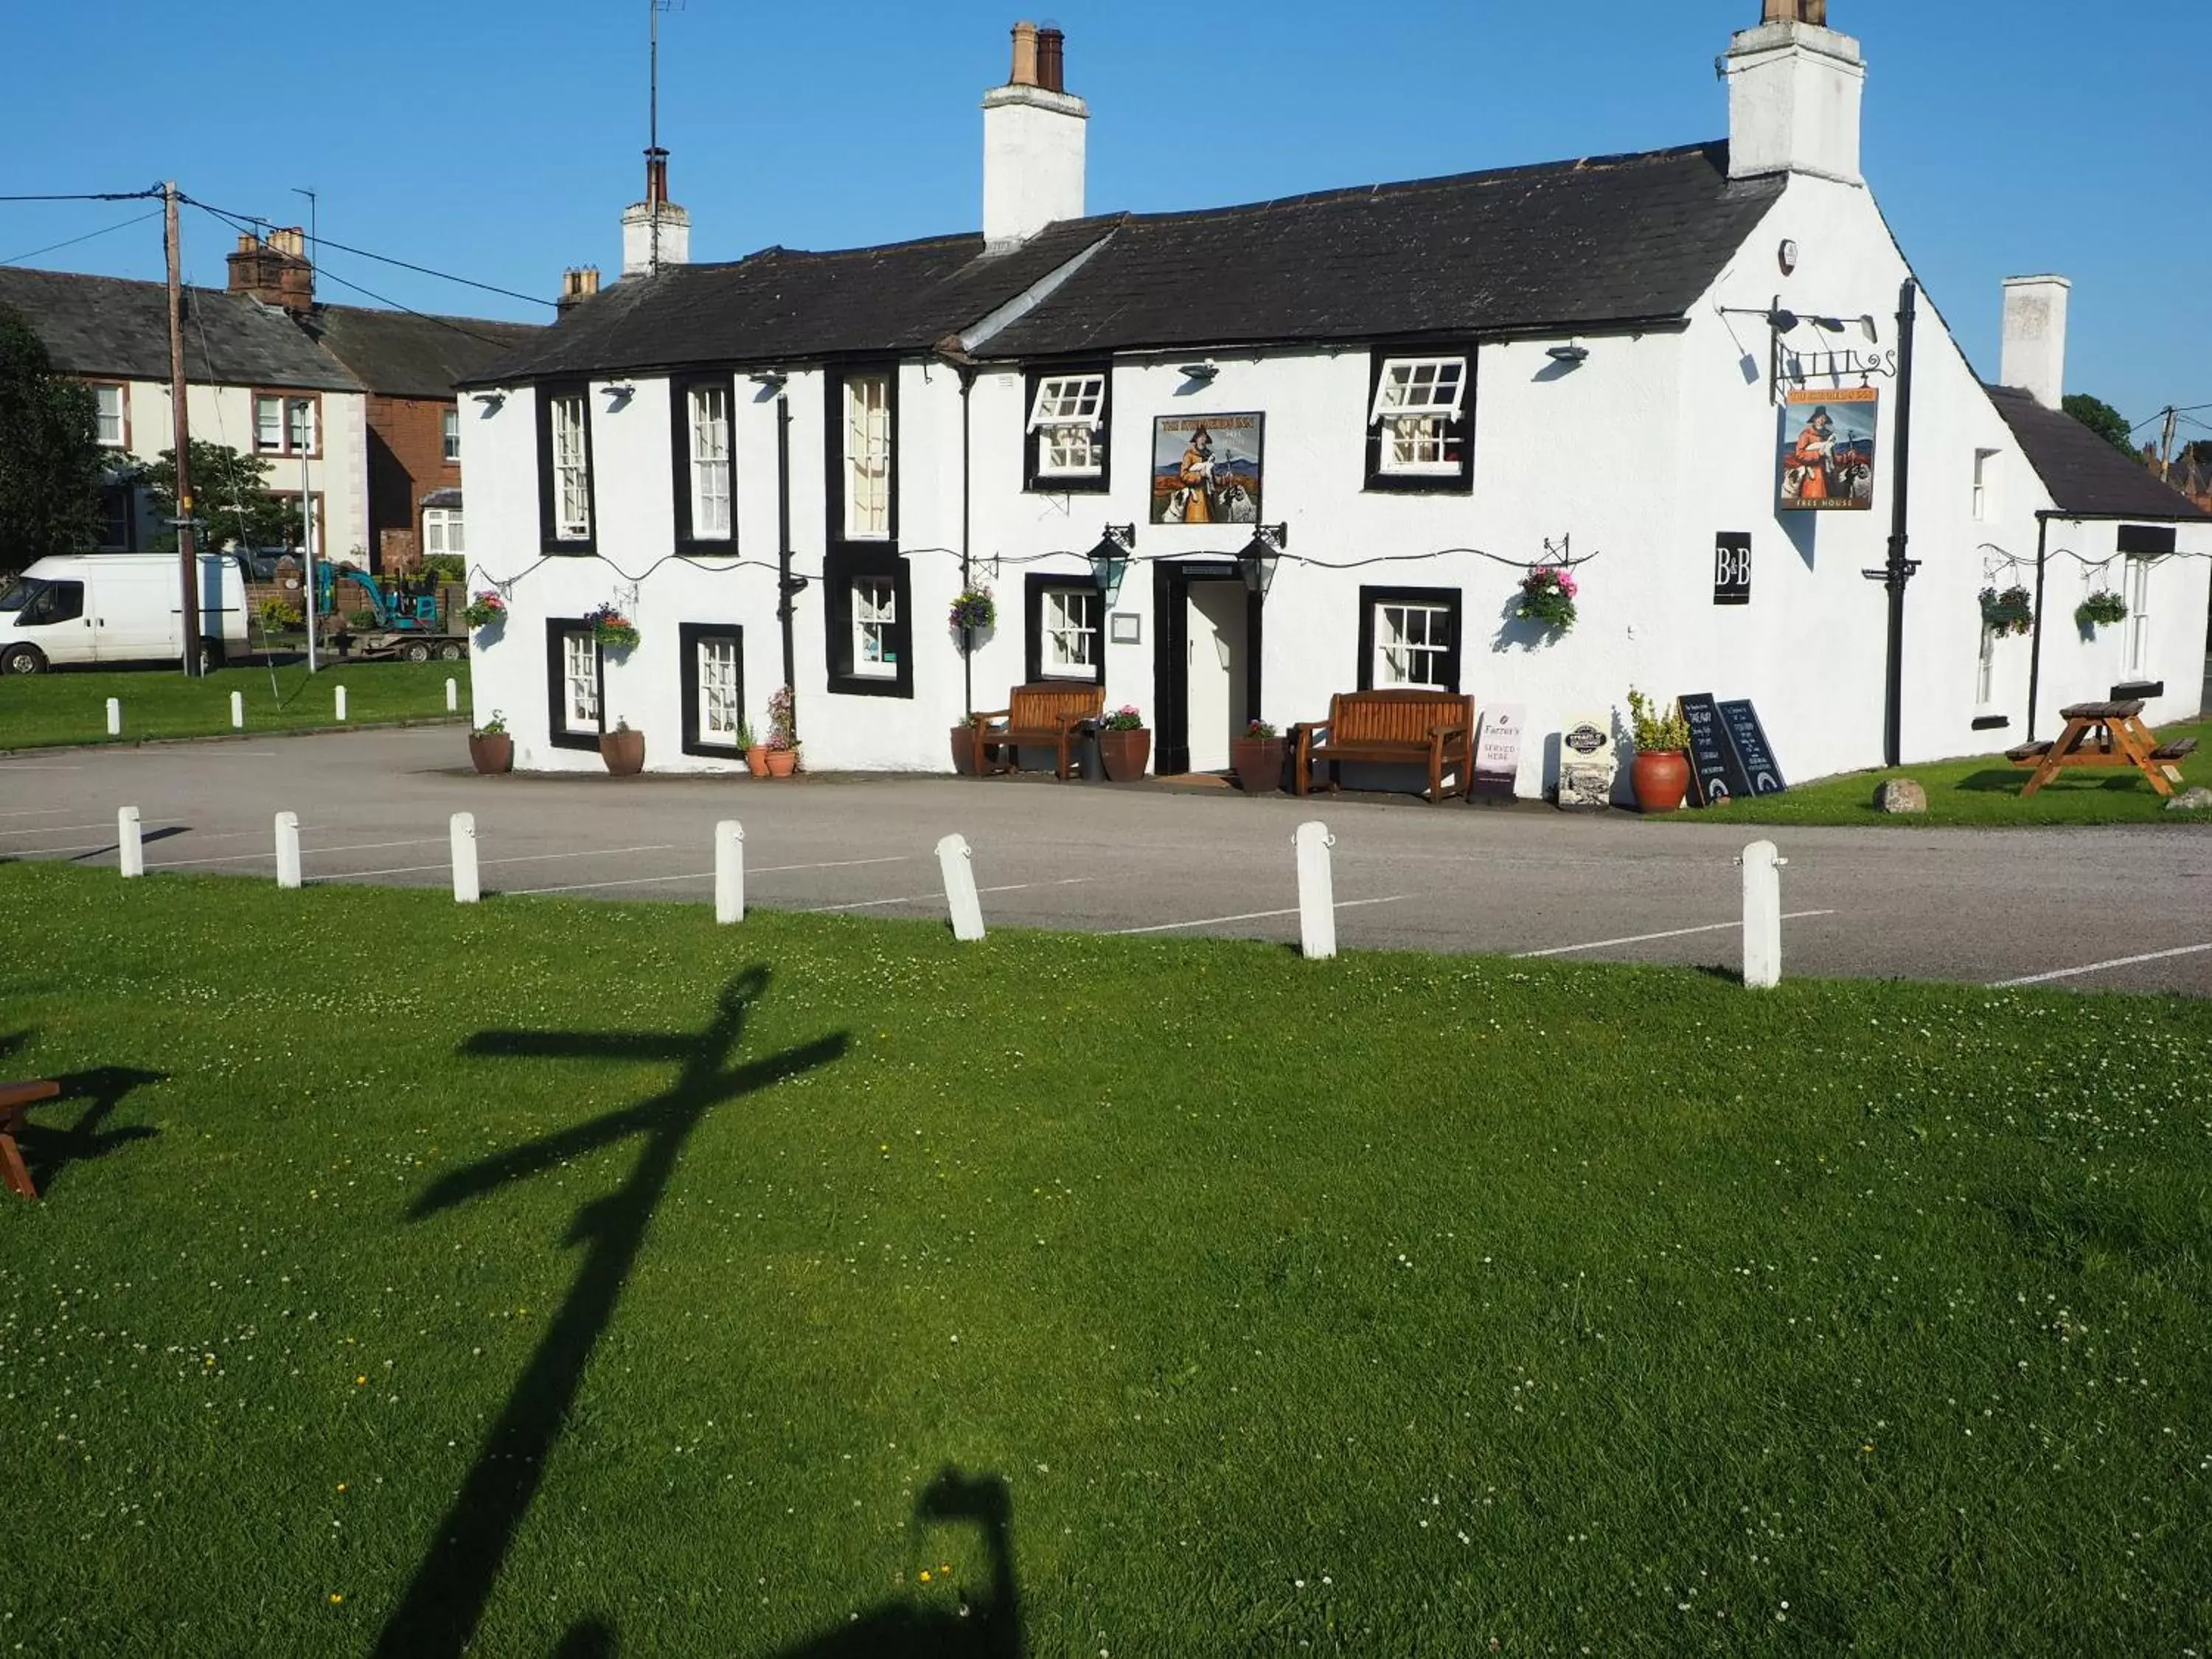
[588,602,640,653]
[462,591,507,631]
[1978,585,2034,637]
[1516,566,1579,634]
[2074,589,2128,631]
[948,587,997,635]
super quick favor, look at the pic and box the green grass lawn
[1693,717,2207,828]
[2,860,2209,1655]
[0,660,467,751]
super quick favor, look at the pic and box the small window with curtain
[689,384,732,539]
[546,619,601,749]
[253,392,320,456]
[1026,369,1110,490]
[91,383,127,448]
[844,373,893,539]
[442,406,462,463]
[823,546,912,699]
[423,506,465,558]
[540,388,594,548]
[1024,574,1105,684]
[1366,352,1473,490]
[679,623,746,757]
[1357,585,1461,692]
[852,577,898,678]
[2124,554,2153,676]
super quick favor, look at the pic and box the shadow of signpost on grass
[372,969,850,1659]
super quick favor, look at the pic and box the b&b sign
[1714,532,1752,606]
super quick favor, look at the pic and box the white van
[0,554,246,674]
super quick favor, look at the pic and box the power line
[181,193,555,310]
[2,207,164,266]
[0,187,162,204]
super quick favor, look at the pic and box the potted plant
[462,590,507,633]
[599,716,646,776]
[1098,704,1151,782]
[2075,588,2128,633]
[1516,566,1579,636]
[948,585,997,636]
[1626,689,1691,814]
[469,709,513,775]
[736,717,769,778]
[1231,717,1286,793]
[588,602,641,654]
[1978,585,2035,637]
[764,685,800,777]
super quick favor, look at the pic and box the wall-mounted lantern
[1239,524,1288,597]
[1089,524,1136,602]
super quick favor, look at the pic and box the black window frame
[544,616,603,751]
[1022,364,1113,495]
[679,622,748,757]
[823,544,913,700]
[670,374,739,553]
[1363,347,1476,494]
[824,364,900,549]
[1356,585,1463,692]
[1023,571,1107,686]
[536,383,599,555]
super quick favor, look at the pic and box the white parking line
[327,844,679,881]
[0,806,80,818]
[1514,911,1837,959]
[150,837,445,869]
[0,763,83,771]
[510,870,712,897]
[1112,896,1408,936]
[804,877,1093,914]
[1991,942,2212,990]
[0,821,175,838]
[752,855,914,876]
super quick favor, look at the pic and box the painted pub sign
[1152,414,1264,525]
[1777,386,1878,511]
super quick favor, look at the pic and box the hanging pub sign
[1152,414,1264,526]
[1778,386,1879,512]
[1714,532,1752,605]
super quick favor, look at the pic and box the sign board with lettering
[1472,703,1526,801]
[1556,711,1618,810]
[1717,700,1787,796]
[1680,692,1750,807]
[1714,532,1752,606]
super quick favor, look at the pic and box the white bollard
[230,690,244,729]
[274,811,302,890]
[936,833,987,942]
[714,820,745,925]
[117,806,144,879]
[1740,839,1787,990]
[334,685,348,723]
[445,677,459,714]
[105,698,121,737]
[451,812,480,905]
[1294,821,1338,961]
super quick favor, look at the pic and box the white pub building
[461,3,2211,790]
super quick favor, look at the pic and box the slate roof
[979,143,1786,358]
[1985,386,2212,522]
[0,264,361,392]
[468,220,1116,384]
[306,304,545,400]
[467,142,1786,384]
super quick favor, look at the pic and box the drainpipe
[957,364,977,720]
[1869,277,1921,768]
[2025,512,2053,741]
[775,389,797,720]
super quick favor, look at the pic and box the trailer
[319,568,469,661]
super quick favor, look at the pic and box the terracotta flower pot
[1231,737,1287,794]
[950,725,980,776]
[467,734,513,775]
[599,728,646,776]
[1098,727,1152,782]
[1631,749,1689,814]
[745,745,770,779]
[765,748,800,778]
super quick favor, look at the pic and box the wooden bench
[1,1079,60,1200]
[1293,689,1478,804]
[967,685,1105,780]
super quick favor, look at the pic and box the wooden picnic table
[2007,700,2197,799]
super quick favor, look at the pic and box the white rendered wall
[1723,22,1865,186]
[982,89,1087,248]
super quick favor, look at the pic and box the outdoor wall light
[750,369,789,393]
[470,390,507,408]
[1088,524,1136,602]
[1178,361,1220,384]
[603,382,637,406]
[1239,524,1288,597]
[1545,342,1590,366]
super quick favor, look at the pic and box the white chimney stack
[982,21,1088,248]
[2001,275,2071,411]
[622,147,691,277]
[1721,1,1865,186]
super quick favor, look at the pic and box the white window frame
[1975,625,1997,710]
[254,394,285,453]
[852,577,898,678]
[91,383,126,448]
[689,385,733,540]
[442,406,462,464]
[1040,585,1101,678]
[550,393,592,541]
[1972,448,2000,523]
[422,506,465,559]
[2124,554,2153,677]
[562,629,599,734]
[1029,373,1107,481]
[1371,356,1468,478]
[844,374,892,540]
[698,635,741,745]
[1374,599,1452,691]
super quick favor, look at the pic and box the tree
[2062,393,2142,459]
[140,439,298,554]
[0,302,104,562]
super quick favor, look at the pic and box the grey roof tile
[306,305,545,400]
[1985,385,2212,522]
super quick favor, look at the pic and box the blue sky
[2,1,2203,441]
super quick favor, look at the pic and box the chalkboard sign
[1680,692,1750,807]
[1718,700,1787,796]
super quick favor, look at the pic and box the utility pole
[2157,406,2179,481]
[165,181,203,678]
